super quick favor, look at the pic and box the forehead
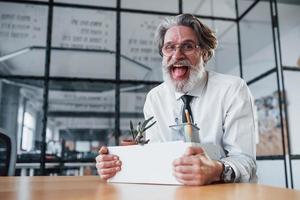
[164,25,198,44]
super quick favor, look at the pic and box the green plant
[129,116,156,145]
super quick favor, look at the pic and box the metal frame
[273,0,294,188]
[269,0,289,188]
[235,0,243,78]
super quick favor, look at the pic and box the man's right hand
[95,146,122,180]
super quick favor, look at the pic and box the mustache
[167,60,193,68]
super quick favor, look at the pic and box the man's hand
[173,146,223,186]
[95,146,122,180]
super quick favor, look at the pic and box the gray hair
[155,13,217,64]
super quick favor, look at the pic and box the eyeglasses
[161,42,200,57]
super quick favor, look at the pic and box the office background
[0,0,299,189]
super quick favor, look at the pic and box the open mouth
[170,64,189,80]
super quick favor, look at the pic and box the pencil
[184,109,193,141]
[185,109,191,124]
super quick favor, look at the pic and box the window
[21,112,36,151]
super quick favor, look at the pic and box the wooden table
[1,176,300,200]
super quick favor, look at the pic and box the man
[96,13,257,185]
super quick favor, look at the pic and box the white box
[108,141,223,185]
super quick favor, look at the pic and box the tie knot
[181,95,193,105]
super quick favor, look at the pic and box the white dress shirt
[143,70,257,183]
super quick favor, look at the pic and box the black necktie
[181,95,193,123]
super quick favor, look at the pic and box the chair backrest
[0,130,11,176]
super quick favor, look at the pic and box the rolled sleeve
[222,79,257,182]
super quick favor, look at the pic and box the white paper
[108,141,223,185]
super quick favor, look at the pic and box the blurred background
[0,0,299,189]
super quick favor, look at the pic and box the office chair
[0,129,15,176]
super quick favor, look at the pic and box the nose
[172,47,185,60]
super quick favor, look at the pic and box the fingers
[98,170,118,180]
[173,163,205,186]
[96,159,121,179]
[99,146,109,154]
[95,146,121,180]
[173,152,211,186]
[96,160,122,169]
[95,154,119,163]
[173,164,204,185]
[173,154,203,166]
[184,146,205,156]
[173,163,200,173]
[173,171,195,180]
[99,173,116,180]
[173,157,192,166]
[99,166,121,175]
[97,164,121,180]
[96,158,121,180]
[175,177,204,186]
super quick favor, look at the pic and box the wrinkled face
[162,25,205,93]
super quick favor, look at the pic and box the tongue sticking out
[172,66,188,80]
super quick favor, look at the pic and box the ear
[202,51,209,62]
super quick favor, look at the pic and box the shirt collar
[174,70,208,100]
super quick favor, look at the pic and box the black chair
[0,130,12,176]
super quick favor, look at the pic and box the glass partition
[240,1,275,81]
[249,73,285,156]
[278,3,300,67]
[204,19,240,76]
[55,0,116,7]
[121,0,178,12]
[237,0,256,17]
[278,1,300,189]
[183,0,236,19]
[256,160,286,187]
[120,13,165,81]
[0,78,44,175]
[283,71,300,155]
[46,80,115,175]
[0,2,47,76]
[51,7,116,79]
[292,160,300,189]
[119,83,158,142]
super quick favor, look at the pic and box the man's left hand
[173,146,223,186]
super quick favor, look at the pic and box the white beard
[162,58,205,93]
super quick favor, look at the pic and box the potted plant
[121,116,156,146]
